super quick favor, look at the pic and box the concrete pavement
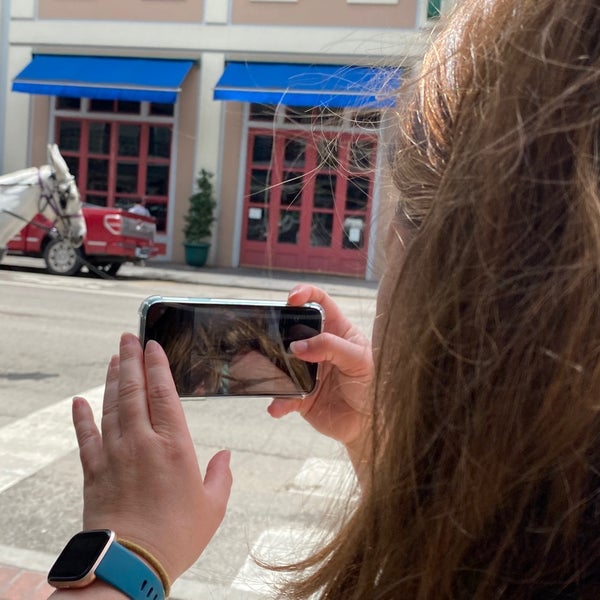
[0,259,377,599]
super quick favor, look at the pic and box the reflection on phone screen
[143,303,322,397]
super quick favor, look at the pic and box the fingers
[287,284,351,337]
[143,340,188,435]
[267,398,303,419]
[101,354,121,439]
[117,333,151,434]
[290,332,373,378]
[72,396,103,476]
[203,450,233,517]
[102,335,184,440]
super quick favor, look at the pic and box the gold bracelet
[118,538,172,597]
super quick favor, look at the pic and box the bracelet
[118,538,172,597]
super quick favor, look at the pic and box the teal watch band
[48,530,167,599]
[96,540,165,600]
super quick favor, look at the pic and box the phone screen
[140,298,323,398]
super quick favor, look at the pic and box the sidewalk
[118,260,379,298]
[1,255,379,298]
[0,547,53,600]
[0,565,52,600]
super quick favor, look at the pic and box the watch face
[48,530,113,583]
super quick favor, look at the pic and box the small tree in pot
[183,169,216,267]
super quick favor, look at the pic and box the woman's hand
[268,285,374,462]
[71,333,232,584]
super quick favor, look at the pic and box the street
[0,257,377,599]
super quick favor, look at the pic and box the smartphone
[139,296,324,398]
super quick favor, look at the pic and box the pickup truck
[6,204,165,276]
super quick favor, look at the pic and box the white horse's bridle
[38,169,85,232]
[1,168,84,245]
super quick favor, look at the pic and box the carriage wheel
[43,238,83,276]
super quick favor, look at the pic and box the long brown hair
[276,0,600,597]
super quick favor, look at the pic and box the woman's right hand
[268,284,374,460]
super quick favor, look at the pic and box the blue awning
[213,62,401,108]
[12,55,194,104]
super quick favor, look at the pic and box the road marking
[232,458,356,597]
[287,456,357,498]
[232,526,329,596]
[0,386,104,494]
[0,278,144,299]
[8,272,113,290]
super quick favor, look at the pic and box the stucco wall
[31,96,51,169]
[217,101,245,267]
[170,65,201,263]
[232,0,418,28]
[38,0,204,22]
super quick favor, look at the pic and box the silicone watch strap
[95,540,165,600]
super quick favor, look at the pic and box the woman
[49,0,600,597]
[276,0,600,596]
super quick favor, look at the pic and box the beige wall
[171,66,200,263]
[370,169,397,280]
[39,0,204,22]
[232,0,418,28]
[217,102,245,266]
[31,96,51,168]
[368,109,402,280]
[40,0,423,29]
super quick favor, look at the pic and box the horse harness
[0,168,83,235]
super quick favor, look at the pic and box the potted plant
[183,169,216,267]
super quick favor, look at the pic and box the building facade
[2,0,453,279]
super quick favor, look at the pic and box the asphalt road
[0,256,377,599]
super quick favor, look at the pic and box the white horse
[0,144,86,260]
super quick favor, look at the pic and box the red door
[240,128,377,277]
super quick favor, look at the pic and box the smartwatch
[48,529,165,600]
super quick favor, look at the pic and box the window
[427,0,441,19]
[54,98,174,232]
[249,104,381,130]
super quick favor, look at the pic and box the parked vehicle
[6,204,165,276]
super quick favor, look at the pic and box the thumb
[203,450,233,514]
[72,396,103,476]
[291,333,373,377]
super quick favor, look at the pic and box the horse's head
[45,144,86,247]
